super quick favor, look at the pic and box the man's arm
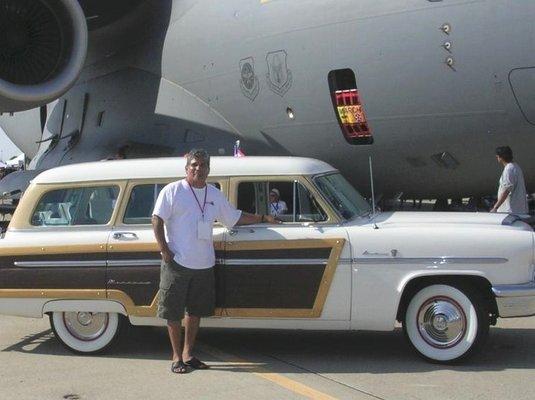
[491,189,511,212]
[152,215,174,263]
[236,212,278,225]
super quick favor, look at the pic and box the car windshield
[313,173,371,220]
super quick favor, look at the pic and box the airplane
[1,0,534,201]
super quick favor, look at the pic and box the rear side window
[32,186,119,226]
[123,182,221,224]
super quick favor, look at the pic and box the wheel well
[396,275,498,324]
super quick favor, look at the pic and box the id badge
[197,220,212,240]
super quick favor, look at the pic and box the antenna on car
[369,156,378,229]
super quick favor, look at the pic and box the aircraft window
[31,186,119,226]
[328,68,373,145]
[237,181,326,223]
[123,182,221,224]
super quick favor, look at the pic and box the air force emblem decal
[239,57,259,101]
[266,50,292,96]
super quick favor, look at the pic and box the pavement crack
[262,353,387,400]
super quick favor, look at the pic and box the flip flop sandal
[171,360,188,374]
[184,357,210,370]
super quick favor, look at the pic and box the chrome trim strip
[14,260,107,268]
[492,282,535,298]
[354,257,508,265]
[108,279,152,285]
[107,259,161,267]
[224,258,327,266]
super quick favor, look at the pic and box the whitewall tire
[403,284,489,363]
[49,311,122,354]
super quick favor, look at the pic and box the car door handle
[228,228,255,236]
[113,232,138,240]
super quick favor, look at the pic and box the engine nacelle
[0,0,87,113]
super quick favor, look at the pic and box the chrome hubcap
[63,312,109,341]
[417,296,466,348]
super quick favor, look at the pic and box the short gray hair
[185,148,210,167]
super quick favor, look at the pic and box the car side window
[31,186,119,226]
[123,182,221,224]
[123,184,166,225]
[237,181,327,223]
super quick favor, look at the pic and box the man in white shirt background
[491,146,528,215]
[152,149,277,374]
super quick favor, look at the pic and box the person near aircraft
[490,146,528,215]
[152,149,278,373]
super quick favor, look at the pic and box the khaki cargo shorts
[157,260,215,322]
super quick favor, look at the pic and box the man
[490,146,528,214]
[152,149,278,374]
[269,188,288,216]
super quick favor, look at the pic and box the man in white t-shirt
[152,149,278,374]
[491,146,528,215]
[269,188,288,216]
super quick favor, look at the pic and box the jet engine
[0,0,87,113]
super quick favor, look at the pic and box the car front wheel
[49,311,122,354]
[403,284,489,363]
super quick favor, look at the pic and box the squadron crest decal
[266,50,292,96]
[239,57,259,101]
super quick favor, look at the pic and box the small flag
[233,140,245,157]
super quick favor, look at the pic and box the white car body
[1,157,534,362]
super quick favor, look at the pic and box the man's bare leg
[167,320,182,362]
[182,314,200,361]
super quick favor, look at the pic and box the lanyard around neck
[188,182,207,216]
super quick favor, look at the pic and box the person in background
[269,188,287,216]
[490,146,528,215]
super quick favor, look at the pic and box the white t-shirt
[269,200,288,216]
[152,179,242,269]
[497,162,528,214]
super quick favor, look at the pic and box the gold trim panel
[0,238,345,319]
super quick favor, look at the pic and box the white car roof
[32,156,337,184]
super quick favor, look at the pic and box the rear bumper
[493,282,535,318]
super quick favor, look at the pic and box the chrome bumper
[492,281,535,318]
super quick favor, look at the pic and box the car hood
[367,211,529,230]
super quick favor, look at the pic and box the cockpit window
[31,186,119,226]
[313,173,370,220]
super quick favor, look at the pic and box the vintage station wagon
[1,157,535,363]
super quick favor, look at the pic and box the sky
[0,127,22,162]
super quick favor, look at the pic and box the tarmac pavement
[1,315,535,400]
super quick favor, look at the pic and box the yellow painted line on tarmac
[200,343,339,400]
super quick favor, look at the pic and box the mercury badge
[266,50,292,96]
[239,57,259,101]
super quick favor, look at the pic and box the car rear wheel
[403,284,489,363]
[49,311,122,354]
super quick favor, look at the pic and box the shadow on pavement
[3,325,535,374]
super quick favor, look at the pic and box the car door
[222,177,351,320]
[106,179,227,319]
